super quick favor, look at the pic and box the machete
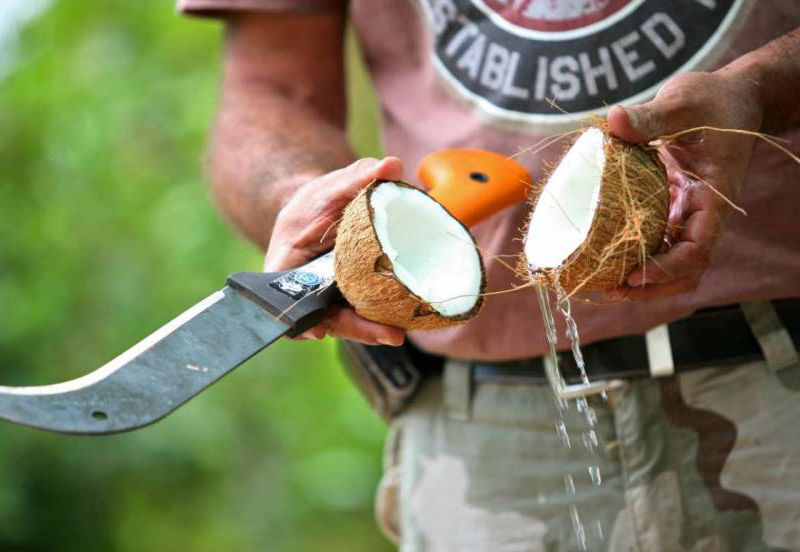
[0,252,340,434]
[0,149,535,435]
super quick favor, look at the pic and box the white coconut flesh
[525,126,606,269]
[369,182,482,317]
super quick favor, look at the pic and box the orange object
[418,149,532,228]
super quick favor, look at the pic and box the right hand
[604,71,762,302]
[263,157,406,346]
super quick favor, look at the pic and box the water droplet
[585,407,597,428]
[536,283,600,552]
[569,505,588,551]
[594,520,604,540]
[581,430,598,451]
[564,473,576,494]
[588,465,602,486]
[553,284,591,386]
[555,420,571,448]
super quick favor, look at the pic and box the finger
[608,101,690,143]
[608,79,705,143]
[624,276,699,302]
[681,199,722,244]
[264,156,405,272]
[375,156,404,181]
[626,240,710,287]
[289,324,327,341]
[604,285,631,302]
[323,307,405,346]
[322,156,404,205]
[263,243,299,272]
[627,200,718,285]
[607,105,655,143]
[666,171,692,226]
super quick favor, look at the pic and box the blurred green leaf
[0,2,390,550]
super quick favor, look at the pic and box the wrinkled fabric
[378,360,800,551]
[178,0,800,360]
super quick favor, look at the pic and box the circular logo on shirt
[420,0,751,132]
[483,0,634,33]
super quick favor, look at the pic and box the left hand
[605,70,763,302]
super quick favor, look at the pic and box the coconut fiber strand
[527,124,669,293]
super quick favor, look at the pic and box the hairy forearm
[208,88,353,249]
[721,25,800,134]
[207,10,351,250]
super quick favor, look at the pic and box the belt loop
[444,359,472,421]
[645,324,675,378]
[741,301,800,373]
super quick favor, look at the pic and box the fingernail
[354,157,381,176]
[626,106,663,138]
[605,288,627,301]
[378,337,402,347]
[625,107,641,133]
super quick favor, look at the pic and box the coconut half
[523,124,669,292]
[334,180,485,330]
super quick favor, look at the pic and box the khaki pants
[376,303,800,551]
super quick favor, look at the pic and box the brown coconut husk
[334,180,485,330]
[523,121,669,293]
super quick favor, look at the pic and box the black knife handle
[227,251,344,337]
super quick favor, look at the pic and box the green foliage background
[0,1,391,550]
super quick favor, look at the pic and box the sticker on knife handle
[268,251,336,300]
[268,272,319,300]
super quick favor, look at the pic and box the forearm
[208,88,353,249]
[720,26,800,134]
[207,10,351,250]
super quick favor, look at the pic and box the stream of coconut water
[536,283,605,551]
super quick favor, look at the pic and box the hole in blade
[91,410,108,421]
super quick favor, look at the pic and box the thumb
[607,103,669,143]
[608,87,707,144]
[374,156,404,181]
[326,156,405,201]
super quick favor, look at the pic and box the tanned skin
[606,25,800,300]
[210,11,404,345]
[209,11,800,341]
[210,11,353,248]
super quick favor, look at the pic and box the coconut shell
[525,125,669,293]
[334,180,485,330]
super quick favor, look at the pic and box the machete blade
[0,286,289,435]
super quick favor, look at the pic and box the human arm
[208,11,352,247]
[606,26,800,301]
[209,11,404,345]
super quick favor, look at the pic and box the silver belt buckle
[543,354,625,399]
